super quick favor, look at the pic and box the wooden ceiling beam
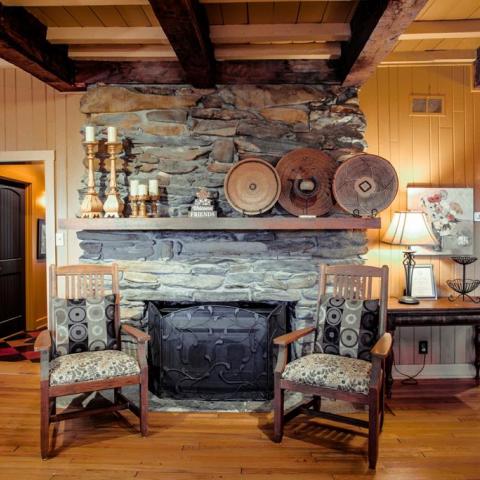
[216,43,341,61]
[211,23,350,44]
[148,0,215,87]
[339,0,429,87]
[199,0,352,3]
[0,3,77,91]
[74,59,338,86]
[48,27,169,45]
[399,20,480,41]
[68,44,177,60]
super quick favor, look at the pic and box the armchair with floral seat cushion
[34,263,150,459]
[272,264,391,470]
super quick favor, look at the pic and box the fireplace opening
[147,301,293,401]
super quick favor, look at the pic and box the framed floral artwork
[407,187,474,256]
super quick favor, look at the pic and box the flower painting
[407,187,474,256]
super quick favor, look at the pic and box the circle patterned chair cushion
[314,295,380,361]
[51,295,117,356]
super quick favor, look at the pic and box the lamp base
[398,295,420,305]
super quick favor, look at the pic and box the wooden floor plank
[0,362,479,479]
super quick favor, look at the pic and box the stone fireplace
[76,83,370,403]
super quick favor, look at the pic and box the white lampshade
[382,211,438,246]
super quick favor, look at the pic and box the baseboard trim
[393,363,476,379]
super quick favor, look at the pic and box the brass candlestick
[150,195,160,217]
[138,195,149,218]
[129,195,139,217]
[80,141,103,218]
[103,142,124,218]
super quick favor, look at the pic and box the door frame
[0,151,56,325]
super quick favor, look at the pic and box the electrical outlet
[418,340,428,355]
[55,232,65,247]
[475,212,480,222]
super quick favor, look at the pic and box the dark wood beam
[475,48,480,90]
[0,3,77,91]
[147,0,215,87]
[339,0,429,87]
[74,60,339,86]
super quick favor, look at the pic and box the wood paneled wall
[360,64,480,371]
[0,67,85,273]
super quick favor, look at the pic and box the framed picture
[407,187,474,256]
[411,264,437,299]
[37,219,46,260]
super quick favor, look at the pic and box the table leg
[386,328,395,399]
[474,325,480,383]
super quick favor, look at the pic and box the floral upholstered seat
[282,353,372,395]
[49,349,140,386]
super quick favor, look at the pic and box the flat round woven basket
[276,148,337,217]
[333,153,398,217]
[224,158,281,215]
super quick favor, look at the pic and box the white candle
[138,184,147,196]
[130,179,139,196]
[85,125,95,142]
[107,126,117,143]
[148,179,159,196]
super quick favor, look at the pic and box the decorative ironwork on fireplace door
[147,302,291,401]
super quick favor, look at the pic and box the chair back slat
[49,264,121,346]
[318,263,389,334]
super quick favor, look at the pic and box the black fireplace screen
[147,301,291,401]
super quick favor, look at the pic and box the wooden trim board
[59,216,381,231]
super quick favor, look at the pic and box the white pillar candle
[130,179,139,196]
[85,125,95,142]
[107,126,117,143]
[148,179,159,196]
[138,183,148,196]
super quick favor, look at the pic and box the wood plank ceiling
[3,0,476,90]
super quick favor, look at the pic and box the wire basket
[447,256,480,302]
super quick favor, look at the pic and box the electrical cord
[393,352,427,385]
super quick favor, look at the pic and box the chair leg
[273,375,284,443]
[380,373,385,432]
[312,395,321,412]
[114,387,121,405]
[368,389,380,470]
[40,382,50,460]
[139,373,148,437]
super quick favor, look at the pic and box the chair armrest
[34,330,52,352]
[370,332,393,359]
[122,324,150,344]
[273,327,315,346]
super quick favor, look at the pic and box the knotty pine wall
[360,64,480,375]
[0,64,478,374]
[0,66,85,275]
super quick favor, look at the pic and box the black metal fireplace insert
[147,301,293,401]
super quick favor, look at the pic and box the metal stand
[399,248,419,305]
[447,256,480,303]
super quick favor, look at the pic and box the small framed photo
[411,264,437,299]
[37,219,46,260]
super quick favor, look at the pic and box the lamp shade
[382,211,438,246]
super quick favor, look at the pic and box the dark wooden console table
[386,297,480,398]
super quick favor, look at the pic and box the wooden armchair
[273,264,392,469]
[34,264,150,459]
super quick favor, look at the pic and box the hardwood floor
[1,361,479,480]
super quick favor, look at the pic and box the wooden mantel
[59,216,381,231]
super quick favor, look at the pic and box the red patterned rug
[0,331,42,362]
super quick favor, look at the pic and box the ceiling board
[63,7,103,27]
[221,3,248,24]
[116,6,152,26]
[417,0,480,21]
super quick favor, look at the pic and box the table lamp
[382,211,438,304]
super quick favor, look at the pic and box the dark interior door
[0,179,26,338]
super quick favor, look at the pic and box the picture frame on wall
[37,219,46,260]
[411,264,437,299]
[407,187,474,256]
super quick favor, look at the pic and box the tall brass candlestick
[103,141,124,218]
[80,141,103,218]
